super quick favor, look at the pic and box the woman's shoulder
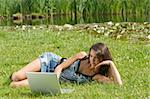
[74,51,88,60]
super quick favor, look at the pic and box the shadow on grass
[19,92,53,97]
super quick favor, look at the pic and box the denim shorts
[39,52,91,83]
[39,52,62,72]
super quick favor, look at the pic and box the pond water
[0,14,149,26]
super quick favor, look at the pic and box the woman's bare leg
[10,79,29,88]
[11,58,41,81]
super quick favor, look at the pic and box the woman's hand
[95,60,113,69]
[75,51,87,60]
[54,66,62,78]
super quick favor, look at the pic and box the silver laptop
[26,72,73,95]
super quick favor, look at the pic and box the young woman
[10,43,122,88]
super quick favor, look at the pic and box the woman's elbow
[117,80,123,85]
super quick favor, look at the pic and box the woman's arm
[92,74,113,84]
[54,52,87,78]
[108,61,123,85]
[95,60,123,85]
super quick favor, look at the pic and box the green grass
[0,27,149,98]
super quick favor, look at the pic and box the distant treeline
[0,0,150,17]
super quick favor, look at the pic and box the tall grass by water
[0,26,149,98]
[0,0,149,17]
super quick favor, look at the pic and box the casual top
[39,52,91,83]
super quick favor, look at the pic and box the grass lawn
[0,27,149,98]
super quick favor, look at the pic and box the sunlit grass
[0,28,149,98]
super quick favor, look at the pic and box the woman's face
[89,49,100,66]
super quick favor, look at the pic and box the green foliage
[0,0,149,18]
[0,27,149,98]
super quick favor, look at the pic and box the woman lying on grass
[10,42,122,88]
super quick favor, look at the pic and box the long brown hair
[90,43,112,62]
[90,43,112,76]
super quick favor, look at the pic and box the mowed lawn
[0,27,149,98]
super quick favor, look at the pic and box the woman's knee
[11,72,22,81]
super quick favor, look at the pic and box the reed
[0,0,149,19]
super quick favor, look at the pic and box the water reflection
[0,14,149,26]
